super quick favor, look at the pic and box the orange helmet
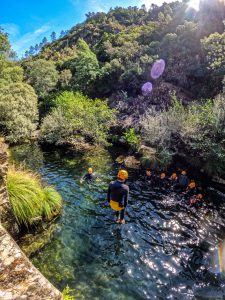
[189,181,196,189]
[160,172,166,179]
[171,173,177,180]
[118,170,128,180]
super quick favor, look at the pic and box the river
[10,143,225,300]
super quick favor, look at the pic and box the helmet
[171,173,177,179]
[189,181,196,189]
[160,172,166,179]
[118,170,128,180]
[88,168,93,174]
[181,170,187,175]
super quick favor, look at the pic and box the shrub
[23,59,59,98]
[141,93,225,176]
[123,128,140,149]
[0,82,38,143]
[62,286,75,300]
[41,91,116,145]
[7,167,62,227]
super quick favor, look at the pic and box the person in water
[175,170,189,192]
[107,170,129,224]
[82,167,94,182]
[170,173,178,185]
[156,172,169,188]
[143,169,155,185]
[184,180,198,198]
[190,193,203,207]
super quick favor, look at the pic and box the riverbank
[0,141,62,300]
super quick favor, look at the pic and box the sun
[188,0,200,10]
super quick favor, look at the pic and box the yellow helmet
[181,170,187,175]
[88,167,93,174]
[118,170,128,180]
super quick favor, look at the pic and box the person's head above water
[171,173,177,180]
[146,169,152,177]
[160,172,166,179]
[197,193,203,200]
[189,180,196,189]
[117,170,128,181]
[88,167,93,174]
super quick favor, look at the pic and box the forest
[0,0,225,177]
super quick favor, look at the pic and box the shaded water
[11,143,225,300]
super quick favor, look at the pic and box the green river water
[11,143,225,300]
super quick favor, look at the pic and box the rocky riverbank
[0,141,62,300]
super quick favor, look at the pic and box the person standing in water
[107,170,129,224]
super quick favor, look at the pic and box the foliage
[23,59,59,98]
[0,55,23,88]
[59,69,73,89]
[0,82,38,143]
[7,167,62,227]
[201,31,225,73]
[141,92,225,175]
[66,39,100,93]
[0,29,11,53]
[123,128,140,149]
[62,286,75,300]
[41,91,116,145]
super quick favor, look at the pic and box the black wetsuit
[175,174,189,191]
[107,180,129,220]
[83,173,94,181]
[143,174,155,186]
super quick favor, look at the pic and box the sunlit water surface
[11,143,225,300]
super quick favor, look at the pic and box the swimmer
[107,170,129,224]
[144,169,155,185]
[80,167,94,183]
[170,173,178,183]
[190,193,203,207]
[174,170,189,192]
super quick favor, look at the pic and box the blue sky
[0,0,197,57]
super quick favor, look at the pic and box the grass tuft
[7,166,62,228]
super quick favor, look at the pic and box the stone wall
[0,141,62,300]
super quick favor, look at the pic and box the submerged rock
[19,223,59,257]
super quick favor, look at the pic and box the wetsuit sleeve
[107,183,111,203]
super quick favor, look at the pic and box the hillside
[1,0,225,176]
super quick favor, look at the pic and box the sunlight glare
[188,0,200,10]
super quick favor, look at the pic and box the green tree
[0,29,11,53]
[59,69,72,89]
[201,31,225,73]
[41,91,116,145]
[0,82,38,143]
[68,39,100,92]
[0,55,24,88]
[23,59,59,98]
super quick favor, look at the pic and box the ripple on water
[10,144,225,300]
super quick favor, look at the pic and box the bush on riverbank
[7,167,62,227]
[40,91,116,146]
[141,92,225,176]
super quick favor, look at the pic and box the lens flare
[141,82,153,95]
[151,59,166,79]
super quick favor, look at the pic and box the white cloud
[0,23,20,37]
[12,24,51,56]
